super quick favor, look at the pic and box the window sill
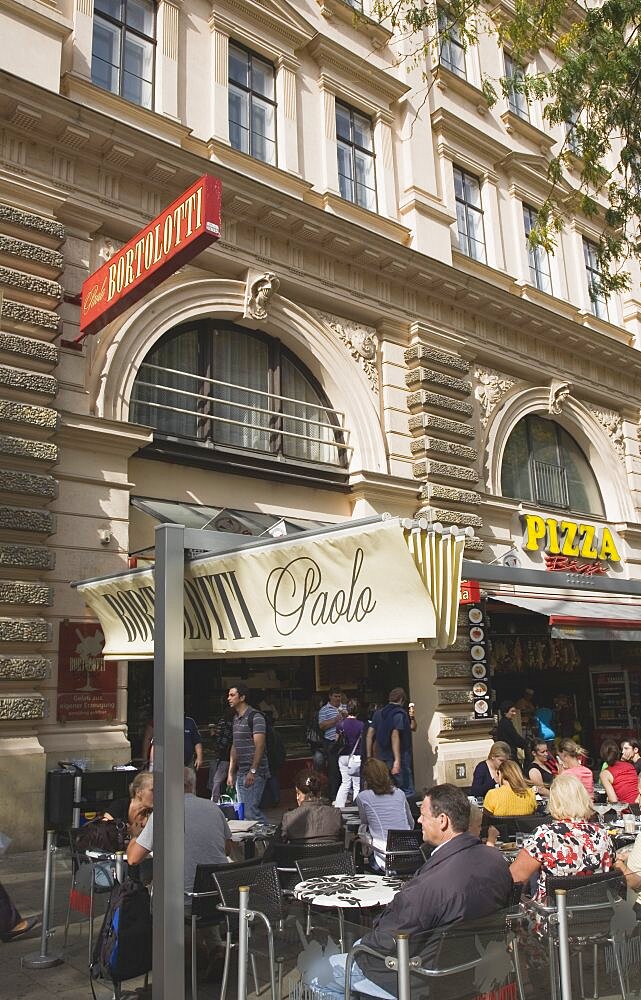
[206,137,314,201]
[500,110,555,153]
[137,438,351,491]
[315,0,393,47]
[433,67,489,114]
[60,72,190,147]
[321,191,412,245]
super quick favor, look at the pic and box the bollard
[72,773,82,829]
[22,830,62,969]
[115,851,125,885]
[395,933,411,1000]
[555,888,572,1000]
[237,885,249,1000]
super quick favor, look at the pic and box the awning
[75,517,465,658]
[131,497,328,538]
[490,594,641,641]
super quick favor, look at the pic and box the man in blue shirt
[315,690,343,800]
[184,716,203,769]
[367,687,416,797]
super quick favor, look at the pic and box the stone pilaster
[0,202,62,831]
[405,325,483,549]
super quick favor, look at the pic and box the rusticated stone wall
[0,203,63,735]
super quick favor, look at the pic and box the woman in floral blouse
[510,773,613,901]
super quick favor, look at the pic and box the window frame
[228,40,278,167]
[523,204,552,293]
[335,99,378,213]
[503,51,529,121]
[92,0,157,110]
[130,320,348,472]
[565,109,583,156]
[582,237,609,320]
[453,165,487,263]
[438,9,467,80]
[501,413,605,516]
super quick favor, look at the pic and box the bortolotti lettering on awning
[75,520,465,658]
[79,174,221,339]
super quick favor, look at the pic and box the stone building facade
[1,0,641,846]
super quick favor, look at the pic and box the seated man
[306,784,514,998]
[128,766,232,900]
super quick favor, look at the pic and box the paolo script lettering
[265,548,376,636]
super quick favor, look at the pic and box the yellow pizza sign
[522,514,620,563]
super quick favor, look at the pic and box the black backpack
[91,877,152,988]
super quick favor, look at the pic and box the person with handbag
[334,700,364,808]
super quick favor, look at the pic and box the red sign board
[79,174,222,338]
[459,579,481,605]
[57,620,117,722]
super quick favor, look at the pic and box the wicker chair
[383,828,425,878]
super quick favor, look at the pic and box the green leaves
[372,0,641,296]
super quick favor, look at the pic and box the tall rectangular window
[453,166,486,263]
[583,238,609,320]
[336,101,377,212]
[523,204,552,293]
[92,0,155,109]
[565,109,583,156]
[438,10,466,79]
[504,52,529,120]
[228,43,276,166]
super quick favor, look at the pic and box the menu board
[590,669,628,728]
[466,604,491,719]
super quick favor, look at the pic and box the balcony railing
[531,459,569,508]
[131,362,351,467]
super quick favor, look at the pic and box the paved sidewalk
[0,846,223,999]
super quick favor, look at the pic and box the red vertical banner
[57,621,118,722]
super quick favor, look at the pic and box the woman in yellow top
[483,759,537,816]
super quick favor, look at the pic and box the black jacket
[358,833,513,991]
[495,716,526,758]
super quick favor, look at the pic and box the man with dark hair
[304,784,513,997]
[367,687,416,797]
[226,684,269,822]
[316,689,344,800]
[631,738,641,774]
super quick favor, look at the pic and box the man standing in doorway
[316,689,343,801]
[227,684,269,823]
[367,687,416,798]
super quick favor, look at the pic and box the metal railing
[131,361,350,466]
[531,459,569,508]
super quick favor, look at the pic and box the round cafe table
[293,873,402,950]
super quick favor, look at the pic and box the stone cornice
[57,413,152,454]
[308,35,410,107]
[0,0,72,38]
[315,0,393,47]
[348,470,418,508]
[209,0,316,51]
[432,107,512,171]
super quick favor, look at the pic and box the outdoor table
[294,873,403,950]
[228,820,277,859]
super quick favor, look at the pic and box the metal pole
[395,933,411,1000]
[72,773,82,828]
[22,830,62,969]
[153,523,185,1000]
[237,886,249,1000]
[115,851,124,885]
[555,889,573,1000]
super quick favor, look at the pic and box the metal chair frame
[63,830,117,963]
[185,857,262,1000]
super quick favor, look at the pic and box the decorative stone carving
[98,238,119,263]
[474,367,515,427]
[0,695,47,720]
[0,656,51,681]
[590,406,625,461]
[244,271,281,321]
[548,378,572,414]
[316,311,378,391]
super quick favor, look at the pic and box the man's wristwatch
[250,767,257,774]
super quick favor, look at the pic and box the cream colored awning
[75,518,465,659]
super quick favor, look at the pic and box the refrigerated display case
[590,667,638,729]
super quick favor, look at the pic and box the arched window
[500,414,604,515]
[130,321,348,468]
